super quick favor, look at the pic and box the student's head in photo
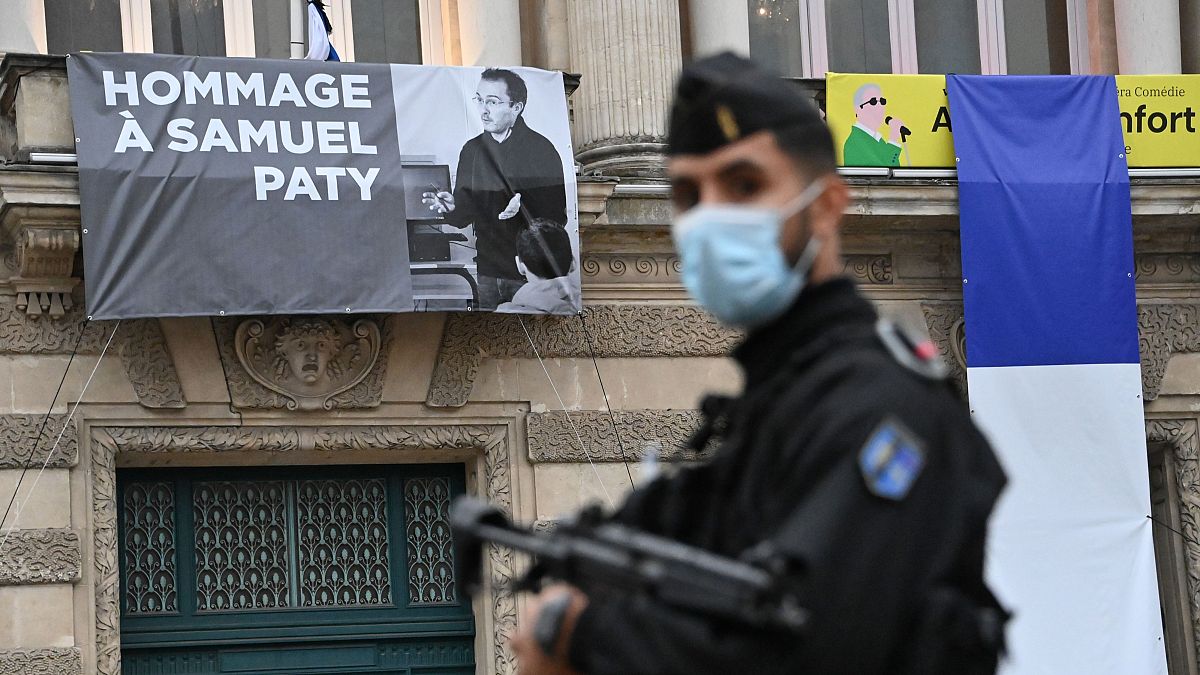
[515,218,573,282]
[474,68,528,135]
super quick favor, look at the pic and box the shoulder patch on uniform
[858,418,926,501]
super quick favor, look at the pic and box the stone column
[688,0,750,57]
[521,0,570,72]
[568,0,683,177]
[1114,0,1182,73]
[1086,0,1119,73]
[0,0,47,54]
[1182,0,1199,72]
[456,0,522,66]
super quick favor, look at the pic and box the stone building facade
[0,1,1198,674]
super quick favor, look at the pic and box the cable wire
[578,311,636,488]
[0,320,120,553]
[518,315,615,507]
[1147,513,1194,543]
[0,316,89,536]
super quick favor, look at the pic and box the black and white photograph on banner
[391,64,580,313]
[66,53,578,319]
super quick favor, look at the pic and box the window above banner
[33,0,436,64]
[747,0,1077,77]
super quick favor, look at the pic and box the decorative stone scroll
[1139,304,1200,401]
[1147,418,1200,665]
[117,319,186,409]
[843,254,894,285]
[91,423,518,675]
[0,528,80,585]
[527,409,702,463]
[0,414,76,468]
[1135,254,1200,284]
[427,305,741,408]
[214,316,390,411]
[580,254,681,284]
[578,253,894,286]
[1,219,81,318]
[0,648,82,675]
[920,302,968,396]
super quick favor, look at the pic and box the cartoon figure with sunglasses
[843,83,906,167]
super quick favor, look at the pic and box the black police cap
[667,52,825,156]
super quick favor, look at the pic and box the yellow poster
[1117,75,1200,167]
[829,73,1200,168]
[827,73,956,168]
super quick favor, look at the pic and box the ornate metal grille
[297,478,392,607]
[404,477,456,605]
[122,481,179,614]
[193,481,290,611]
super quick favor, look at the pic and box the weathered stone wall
[2,53,1200,675]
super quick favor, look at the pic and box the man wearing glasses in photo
[422,69,568,310]
[843,83,906,167]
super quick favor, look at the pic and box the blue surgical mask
[671,179,827,328]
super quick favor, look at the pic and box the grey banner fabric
[67,53,578,319]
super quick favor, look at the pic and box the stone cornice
[0,169,80,213]
[0,528,80,585]
[841,178,1200,220]
[0,648,81,675]
[527,410,703,463]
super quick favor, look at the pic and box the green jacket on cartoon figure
[843,124,901,167]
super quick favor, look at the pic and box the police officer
[512,52,1008,675]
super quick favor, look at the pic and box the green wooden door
[117,464,474,674]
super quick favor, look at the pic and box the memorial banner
[829,72,1200,168]
[67,53,579,319]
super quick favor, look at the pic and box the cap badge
[715,104,741,142]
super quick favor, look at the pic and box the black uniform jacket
[446,117,567,280]
[567,278,1007,675]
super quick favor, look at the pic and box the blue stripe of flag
[948,75,1139,368]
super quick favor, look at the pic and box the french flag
[305,0,341,62]
[949,75,1167,674]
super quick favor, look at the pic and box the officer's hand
[421,190,455,213]
[513,584,586,675]
[499,192,522,220]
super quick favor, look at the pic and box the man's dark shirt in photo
[447,116,567,280]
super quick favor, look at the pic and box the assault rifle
[449,496,809,632]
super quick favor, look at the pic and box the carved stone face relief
[235,317,381,411]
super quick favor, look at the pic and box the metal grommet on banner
[219,310,225,316]
[82,229,88,234]
[345,307,351,313]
